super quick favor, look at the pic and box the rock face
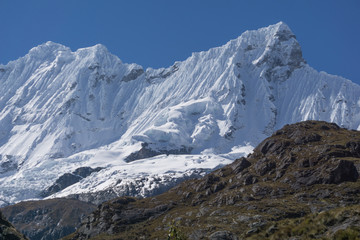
[1,199,96,240]
[65,121,360,240]
[252,122,359,188]
[40,167,103,197]
[0,211,27,240]
[209,231,239,240]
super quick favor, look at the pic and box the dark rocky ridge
[1,199,96,240]
[124,142,192,162]
[40,167,103,198]
[120,68,144,82]
[64,121,360,240]
[0,210,27,240]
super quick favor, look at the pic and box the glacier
[0,22,359,206]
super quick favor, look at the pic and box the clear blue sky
[1,0,359,84]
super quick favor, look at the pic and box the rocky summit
[61,121,360,240]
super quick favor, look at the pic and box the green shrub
[168,221,187,240]
[333,228,360,240]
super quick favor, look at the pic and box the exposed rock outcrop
[65,121,360,239]
[124,142,192,162]
[40,167,103,197]
[1,199,95,240]
[0,211,27,240]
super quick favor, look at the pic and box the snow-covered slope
[1,22,359,206]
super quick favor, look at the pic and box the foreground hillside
[1,22,360,206]
[1,199,96,240]
[0,210,27,240]
[64,121,360,240]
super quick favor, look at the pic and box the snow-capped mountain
[1,22,359,206]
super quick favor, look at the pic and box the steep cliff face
[66,121,360,240]
[0,22,360,206]
[1,199,96,240]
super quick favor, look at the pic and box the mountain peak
[34,41,68,49]
[79,43,109,53]
[75,43,122,64]
[257,21,295,40]
[272,21,297,41]
[250,22,305,79]
[273,21,291,32]
[28,41,70,58]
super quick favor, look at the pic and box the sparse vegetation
[2,199,96,240]
[0,211,28,240]
[248,205,360,239]
[60,121,360,240]
[167,221,187,240]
